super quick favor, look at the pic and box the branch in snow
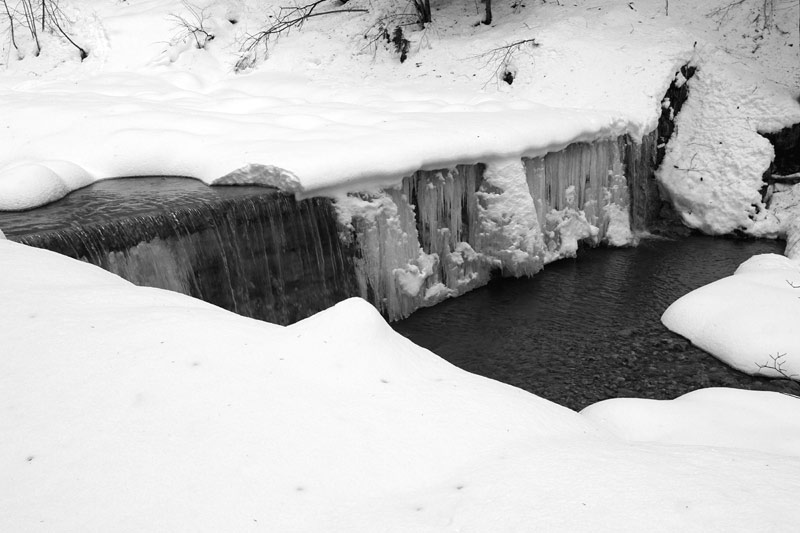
[235,0,368,71]
[169,1,215,50]
[2,0,87,59]
[44,0,87,60]
[471,38,540,88]
[755,352,799,384]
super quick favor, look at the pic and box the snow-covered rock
[662,253,800,379]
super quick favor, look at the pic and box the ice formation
[338,136,642,320]
[764,183,800,260]
[0,134,646,325]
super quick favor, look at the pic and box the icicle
[335,188,435,320]
[525,138,635,260]
[408,165,492,296]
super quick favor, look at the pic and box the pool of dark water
[393,235,798,410]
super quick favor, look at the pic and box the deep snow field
[2,0,800,530]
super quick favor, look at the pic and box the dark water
[393,235,798,410]
[0,177,277,237]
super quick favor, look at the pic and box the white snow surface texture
[1,0,797,223]
[663,253,800,379]
[3,238,800,531]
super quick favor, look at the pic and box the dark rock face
[657,64,697,167]
[622,64,696,233]
[762,122,800,176]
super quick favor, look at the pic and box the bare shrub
[170,1,215,49]
[235,0,367,71]
[2,0,87,59]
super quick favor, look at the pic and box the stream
[393,235,798,410]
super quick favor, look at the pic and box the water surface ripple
[393,235,798,410]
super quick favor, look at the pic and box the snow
[582,387,800,458]
[657,59,800,235]
[0,0,796,234]
[3,0,800,528]
[4,238,800,531]
[0,0,701,210]
[662,253,800,380]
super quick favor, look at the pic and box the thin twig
[236,1,367,70]
[1,0,18,52]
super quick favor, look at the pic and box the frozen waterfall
[338,134,655,321]
[0,134,660,324]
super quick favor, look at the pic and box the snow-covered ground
[3,238,800,531]
[0,0,796,215]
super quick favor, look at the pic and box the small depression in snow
[393,235,796,410]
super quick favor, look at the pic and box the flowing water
[393,235,798,410]
[0,178,358,325]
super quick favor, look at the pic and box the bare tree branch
[236,0,367,71]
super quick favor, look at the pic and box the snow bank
[0,160,94,211]
[582,387,800,458]
[0,72,637,210]
[662,253,800,379]
[0,0,699,210]
[3,239,800,531]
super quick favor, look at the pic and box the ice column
[336,188,438,320]
[404,165,492,297]
[337,165,500,321]
[525,139,633,261]
[476,158,545,276]
[337,137,640,321]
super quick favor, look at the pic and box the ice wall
[340,135,649,321]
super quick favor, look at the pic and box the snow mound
[662,253,800,379]
[212,163,301,191]
[0,160,94,210]
[582,387,800,457]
